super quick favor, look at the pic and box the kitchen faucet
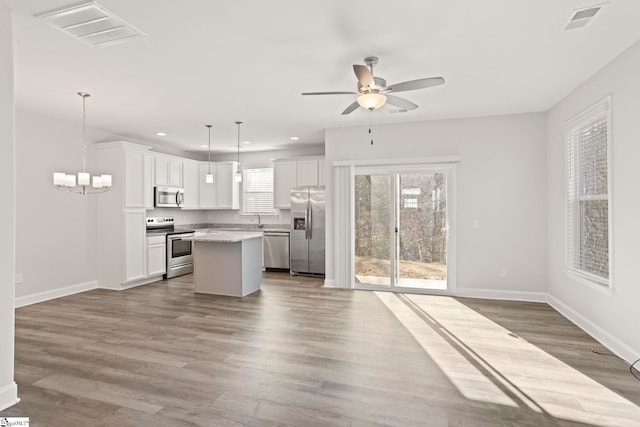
[254,213,263,228]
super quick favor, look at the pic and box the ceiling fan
[302,56,445,115]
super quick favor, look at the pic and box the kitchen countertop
[183,223,289,233]
[186,230,264,243]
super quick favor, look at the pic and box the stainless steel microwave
[154,186,184,208]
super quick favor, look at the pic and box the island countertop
[185,231,263,243]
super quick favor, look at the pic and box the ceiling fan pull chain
[369,108,374,145]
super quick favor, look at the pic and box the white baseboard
[547,294,640,364]
[0,381,20,411]
[15,280,98,308]
[323,279,337,288]
[99,276,163,291]
[454,287,547,303]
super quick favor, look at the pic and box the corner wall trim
[323,279,337,288]
[547,294,640,364]
[15,280,98,308]
[0,381,20,411]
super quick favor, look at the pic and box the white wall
[325,113,547,297]
[14,111,116,301]
[0,4,18,411]
[546,40,640,361]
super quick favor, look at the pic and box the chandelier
[53,92,112,194]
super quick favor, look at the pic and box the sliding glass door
[354,173,392,286]
[354,167,451,292]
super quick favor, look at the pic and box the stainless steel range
[146,217,195,279]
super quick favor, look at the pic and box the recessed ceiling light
[156,132,166,136]
[242,141,251,145]
[199,145,207,148]
[290,136,299,141]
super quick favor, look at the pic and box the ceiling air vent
[564,4,605,30]
[35,1,146,47]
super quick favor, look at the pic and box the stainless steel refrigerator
[290,186,325,276]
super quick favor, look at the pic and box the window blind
[242,168,277,215]
[566,99,610,284]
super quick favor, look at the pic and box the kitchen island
[185,231,263,297]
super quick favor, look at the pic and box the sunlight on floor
[375,292,640,427]
[356,275,447,290]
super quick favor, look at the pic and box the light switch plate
[15,273,23,284]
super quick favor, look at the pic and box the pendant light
[205,124,213,184]
[234,121,243,183]
[53,92,112,194]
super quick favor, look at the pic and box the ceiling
[6,0,640,155]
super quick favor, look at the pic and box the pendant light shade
[205,124,213,184]
[53,92,112,194]
[234,121,243,183]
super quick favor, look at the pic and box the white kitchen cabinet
[97,141,159,290]
[215,161,239,209]
[155,155,183,187]
[198,163,216,208]
[143,153,155,209]
[198,161,239,209]
[146,235,166,277]
[169,157,182,187]
[273,156,325,209]
[182,160,199,209]
[155,155,170,186]
[297,159,319,186]
[273,160,297,209]
[124,149,145,208]
[124,209,146,283]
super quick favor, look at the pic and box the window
[242,168,277,215]
[566,97,611,286]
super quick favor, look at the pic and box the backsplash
[149,207,291,226]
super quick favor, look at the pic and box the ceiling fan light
[357,93,386,110]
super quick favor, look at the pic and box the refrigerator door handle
[308,201,313,240]
[305,203,310,239]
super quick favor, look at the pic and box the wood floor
[2,272,639,426]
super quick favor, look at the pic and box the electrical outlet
[472,219,480,229]
[15,273,23,284]
[499,268,508,278]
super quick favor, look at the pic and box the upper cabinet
[155,154,182,187]
[273,160,297,209]
[143,153,154,209]
[273,156,325,209]
[124,148,145,208]
[198,161,239,210]
[182,160,199,209]
[297,159,319,186]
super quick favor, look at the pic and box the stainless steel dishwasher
[263,231,290,270]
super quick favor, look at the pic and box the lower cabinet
[124,210,146,283]
[146,235,166,277]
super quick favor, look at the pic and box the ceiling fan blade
[384,77,445,93]
[385,94,418,111]
[341,101,360,115]
[302,91,357,95]
[353,64,374,88]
